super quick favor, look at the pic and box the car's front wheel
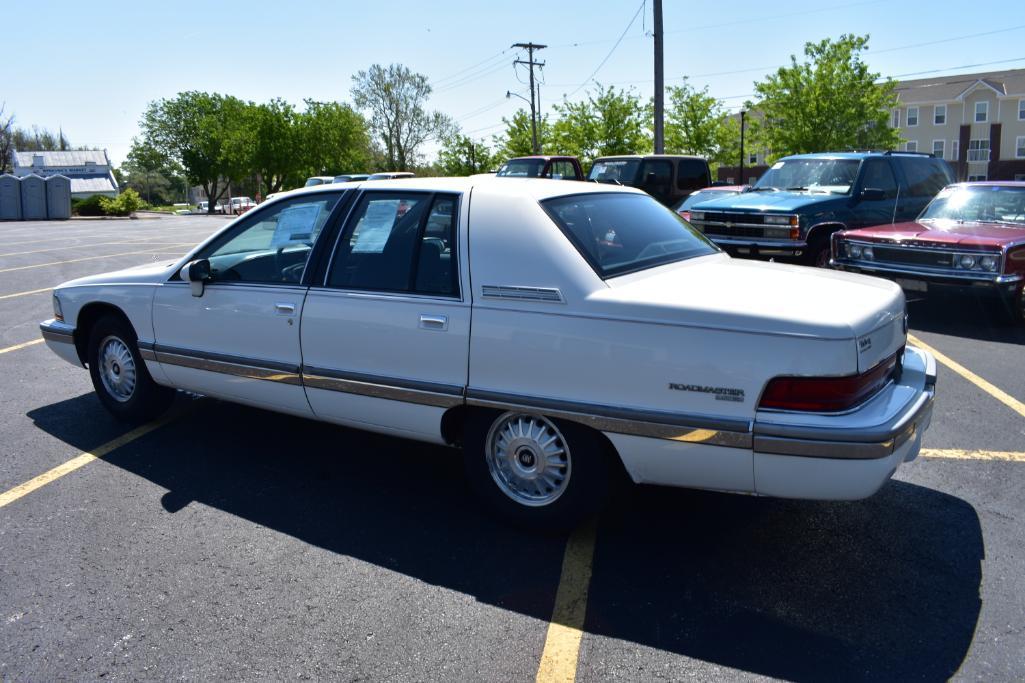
[87,314,173,423]
[463,410,613,530]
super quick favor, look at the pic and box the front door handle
[275,302,296,316]
[419,314,448,331]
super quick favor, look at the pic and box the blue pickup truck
[686,151,955,266]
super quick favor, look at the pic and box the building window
[907,107,919,126]
[905,141,918,152]
[967,174,987,181]
[891,109,900,128]
[748,153,757,164]
[968,138,990,162]
[975,101,988,123]
[952,140,959,162]
[1019,99,1025,120]
[1017,136,1025,159]
[934,105,946,125]
[933,140,945,159]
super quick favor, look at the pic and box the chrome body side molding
[303,366,464,408]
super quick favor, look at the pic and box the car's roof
[779,152,937,161]
[593,154,706,161]
[507,155,576,160]
[285,175,645,202]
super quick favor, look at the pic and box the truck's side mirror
[181,258,211,297]
[859,187,886,201]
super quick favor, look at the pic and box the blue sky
[4,0,1024,164]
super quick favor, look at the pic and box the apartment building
[893,68,1025,181]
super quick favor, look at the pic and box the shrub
[98,188,144,216]
[72,195,106,216]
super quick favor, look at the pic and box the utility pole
[512,42,546,154]
[653,0,664,153]
[739,110,746,185]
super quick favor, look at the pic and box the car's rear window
[542,192,720,278]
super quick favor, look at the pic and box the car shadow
[908,289,1025,344]
[28,395,983,681]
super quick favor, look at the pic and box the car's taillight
[758,352,900,412]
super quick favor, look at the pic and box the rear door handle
[419,314,448,331]
[275,302,296,316]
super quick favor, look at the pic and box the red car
[831,182,1025,321]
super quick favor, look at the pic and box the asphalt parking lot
[1,215,1024,681]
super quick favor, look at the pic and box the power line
[564,0,645,97]
[434,56,520,93]
[873,24,1025,54]
[431,50,509,86]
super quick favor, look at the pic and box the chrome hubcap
[98,335,136,403]
[485,413,571,507]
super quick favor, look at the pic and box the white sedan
[40,178,935,526]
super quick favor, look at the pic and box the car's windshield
[677,189,741,210]
[753,158,860,194]
[587,160,641,185]
[919,185,1025,225]
[542,193,719,278]
[497,159,546,177]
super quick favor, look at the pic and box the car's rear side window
[676,159,710,190]
[896,158,953,198]
[542,192,719,278]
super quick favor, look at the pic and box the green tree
[492,109,551,159]
[436,132,498,176]
[549,85,650,167]
[140,92,246,212]
[664,79,740,168]
[751,34,900,159]
[119,139,186,205]
[299,99,372,181]
[351,63,453,171]
[0,104,14,174]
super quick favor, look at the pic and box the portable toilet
[20,174,47,220]
[45,174,72,219]
[0,174,21,220]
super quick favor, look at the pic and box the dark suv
[588,155,711,207]
[686,151,955,266]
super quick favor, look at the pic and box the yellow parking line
[0,287,52,301]
[0,241,193,257]
[0,249,184,274]
[921,448,1025,462]
[0,412,179,509]
[0,339,44,355]
[536,519,597,683]
[908,334,1025,421]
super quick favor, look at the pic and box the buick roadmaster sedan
[40,178,936,526]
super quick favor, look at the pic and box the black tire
[87,314,174,423]
[806,237,833,268]
[463,410,613,531]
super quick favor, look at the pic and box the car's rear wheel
[87,314,173,423]
[463,410,612,531]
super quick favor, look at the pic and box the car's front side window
[543,192,719,278]
[198,194,341,284]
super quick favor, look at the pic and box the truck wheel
[87,314,173,423]
[463,410,612,531]
[806,239,832,268]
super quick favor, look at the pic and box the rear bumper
[39,319,82,367]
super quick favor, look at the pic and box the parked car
[333,174,370,183]
[39,178,935,527]
[228,197,256,215]
[496,156,584,180]
[304,176,335,187]
[687,151,955,267]
[368,172,415,180]
[832,181,1025,321]
[195,201,225,215]
[588,155,712,207]
[674,185,747,222]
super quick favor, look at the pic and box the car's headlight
[979,255,997,271]
[690,211,705,221]
[52,293,63,321]
[764,214,796,225]
[862,247,874,260]
[850,244,863,259]
[959,254,977,269]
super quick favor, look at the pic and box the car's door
[853,158,900,227]
[300,190,469,443]
[151,192,346,416]
[892,157,953,220]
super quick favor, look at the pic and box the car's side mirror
[181,258,211,297]
[860,187,886,201]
